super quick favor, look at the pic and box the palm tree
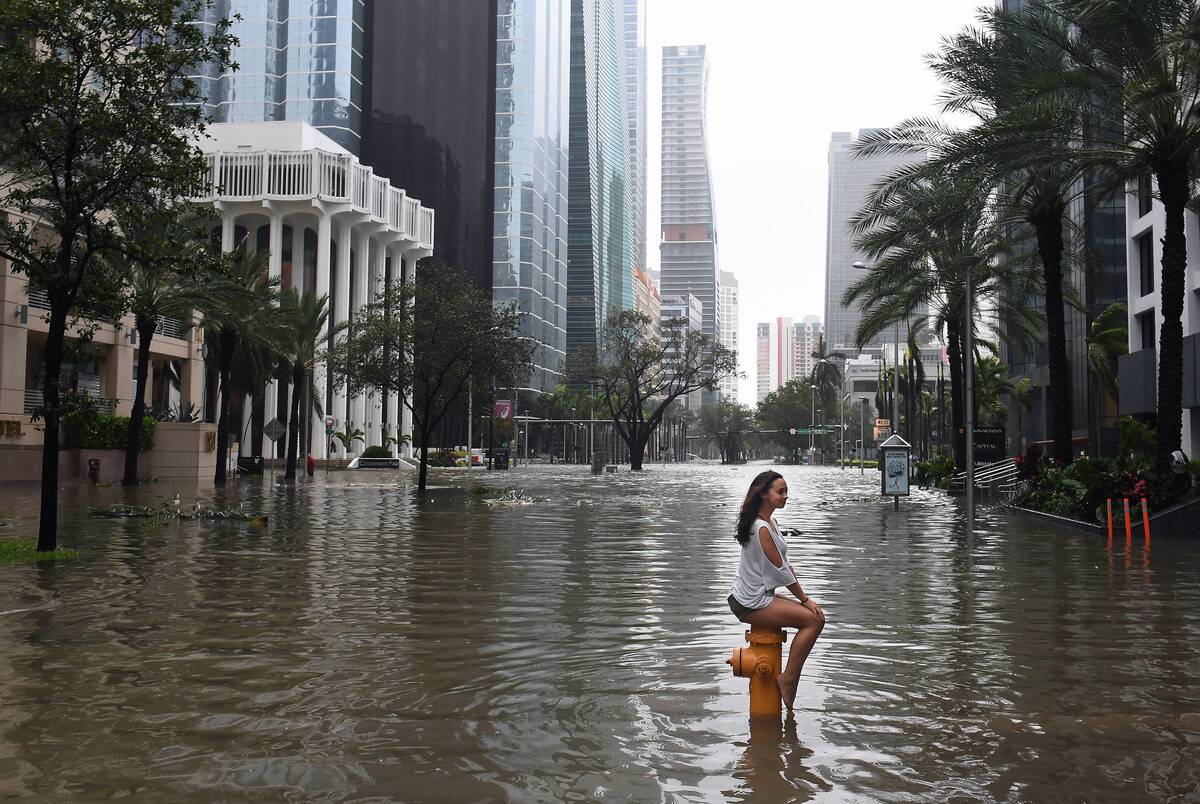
[1011,377,1036,456]
[278,289,337,480]
[855,3,1095,466]
[200,242,280,484]
[846,163,1042,468]
[974,355,1013,428]
[111,208,220,486]
[332,423,365,457]
[1009,0,1200,469]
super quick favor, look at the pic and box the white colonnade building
[198,122,433,460]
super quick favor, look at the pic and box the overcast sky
[645,0,985,402]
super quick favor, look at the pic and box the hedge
[63,413,155,451]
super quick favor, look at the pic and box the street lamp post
[840,392,850,470]
[962,256,981,533]
[861,398,867,476]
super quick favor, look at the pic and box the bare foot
[776,674,799,712]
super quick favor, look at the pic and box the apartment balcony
[198,139,434,249]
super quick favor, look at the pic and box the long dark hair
[735,470,782,545]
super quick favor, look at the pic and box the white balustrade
[199,146,434,244]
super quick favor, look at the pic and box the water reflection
[0,464,1197,801]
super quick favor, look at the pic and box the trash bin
[87,457,101,483]
[591,451,607,475]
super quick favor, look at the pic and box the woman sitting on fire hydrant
[728,470,826,713]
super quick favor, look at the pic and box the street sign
[263,417,286,443]
[493,399,513,421]
[879,433,911,497]
[874,418,891,440]
[324,416,334,435]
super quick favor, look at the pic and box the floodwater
[0,463,1197,802]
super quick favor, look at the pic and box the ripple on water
[0,464,1198,801]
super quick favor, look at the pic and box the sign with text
[493,399,513,421]
[874,418,891,441]
[878,433,911,497]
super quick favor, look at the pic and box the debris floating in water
[89,503,263,523]
[482,487,548,507]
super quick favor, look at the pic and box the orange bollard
[1106,498,1114,543]
[1123,498,1133,542]
[726,626,786,717]
[1141,498,1151,542]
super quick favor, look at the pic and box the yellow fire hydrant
[726,626,786,716]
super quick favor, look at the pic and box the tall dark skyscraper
[363,1,499,290]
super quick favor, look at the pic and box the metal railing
[24,388,114,416]
[200,148,435,247]
[155,316,186,339]
[27,288,51,310]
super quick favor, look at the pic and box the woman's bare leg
[742,597,824,712]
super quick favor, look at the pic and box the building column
[291,221,307,292]
[264,212,284,445]
[330,219,352,458]
[311,212,332,460]
[382,243,399,450]
[399,249,419,458]
[350,228,369,455]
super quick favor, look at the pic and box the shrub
[426,449,466,467]
[1118,417,1156,462]
[914,452,954,487]
[360,446,394,459]
[58,392,154,450]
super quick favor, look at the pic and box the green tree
[974,356,1013,428]
[845,164,1042,468]
[110,205,222,486]
[589,310,737,471]
[325,264,533,492]
[699,402,754,464]
[1086,301,1128,457]
[1014,0,1200,468]
[756,379,816,464]
[0,0,235,550]
[200,244,282,485]
[279,290,337,480]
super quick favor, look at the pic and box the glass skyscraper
[659,45,719,403]
[567,0,633,357]
[623,0,647,272]
[196,1,367,154]
[492,0,571,392]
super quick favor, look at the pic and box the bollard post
[726,626,786,717]
[1123,498,1132,542]
[1141,498,1151,543]
[1106,498,1113,543]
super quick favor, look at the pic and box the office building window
[1138,310,1156,351]
[1137,232,1154,295]
[1137,173,1153,218]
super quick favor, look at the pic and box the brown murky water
[0,464,1197,801]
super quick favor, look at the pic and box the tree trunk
[947,319,965,470]
[213,327,238,485]
[1030,203,1073,466]
[1154,165,1189,471]
[628,422,649,470]
[250,388,265,458]
[36,304,69,552]
[285,364,303,479]
[418,437,430,492]
[122,315,157,486]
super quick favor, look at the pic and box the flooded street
[0,463,1197,801]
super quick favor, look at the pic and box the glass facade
[567,0,632,357]
[196,0,366,154]
[623,0,647,272]
[493,0,571,392]
[362,0,499,289]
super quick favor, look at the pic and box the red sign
[493,399,513,421]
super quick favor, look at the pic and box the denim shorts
[728,594,759,621]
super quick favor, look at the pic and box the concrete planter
[1010,495,1200,538]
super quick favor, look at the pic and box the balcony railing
[24,388,114,416]
[155,316,186,340]
[200,148,435,248]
